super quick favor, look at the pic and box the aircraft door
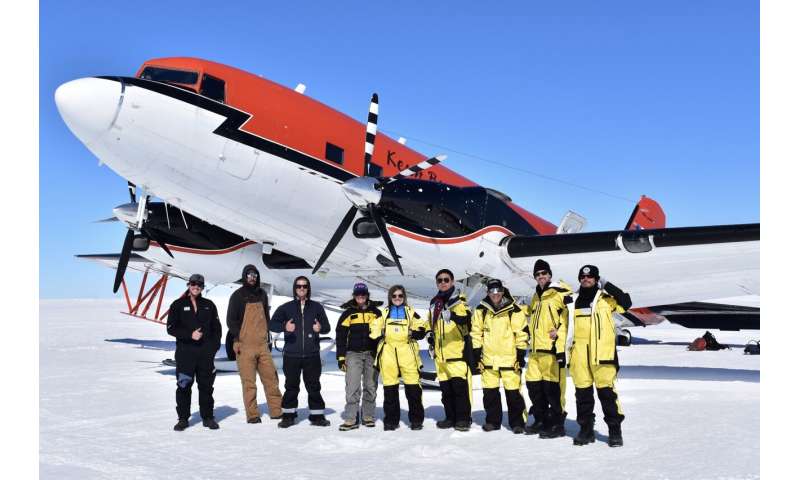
[219,139,258,180]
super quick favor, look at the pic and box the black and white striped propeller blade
[377,154,446,187]
[312,92,445,276]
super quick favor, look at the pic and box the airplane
[55,57,759,356]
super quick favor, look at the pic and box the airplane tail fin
[625,195,665,230]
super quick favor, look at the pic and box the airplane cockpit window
[199,74,226,103]
[139,67,198,85]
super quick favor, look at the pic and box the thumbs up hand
[285,319,296,333]
[192,328,203,340]
[313,319,321,333]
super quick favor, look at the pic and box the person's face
[246,271,258,286]
[295,280,309,299]
[188,282,203,297]
[534,270,551,288]
[488,290,503,306]
[354,293,367,306]
[391,290,405,306]
[579,274,597,288]
[436,274,453,292]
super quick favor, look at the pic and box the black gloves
[516,349,527,371]
[471,348,483,375]
[411,328,428,340]
[556,352,566,368]
[337,358,346,372]
[426,333,435,348]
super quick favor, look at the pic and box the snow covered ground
[40,297,760,479]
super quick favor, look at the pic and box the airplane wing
[502,223,759,308]
[623,301,760,331]
[76,253,193,282]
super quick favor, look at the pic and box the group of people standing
[166,260,631,447]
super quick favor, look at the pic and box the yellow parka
[568,288,627,365]
[370,305,426,376]
[527,280,573,356]
[426,290,472,363]
[471,291,528,368]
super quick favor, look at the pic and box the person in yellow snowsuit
[524,259,573,438]
[427,268,473,431]
[471,279,529,434]
[370,285,428,431]
[569,264,631,448]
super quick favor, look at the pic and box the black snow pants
[281,355,326,416]
[175,343,216,420]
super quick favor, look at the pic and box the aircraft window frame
[325,142,345,165]
[199,73,226,103]
[139,66,199,87]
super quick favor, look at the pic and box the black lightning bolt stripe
[97,76,356,183]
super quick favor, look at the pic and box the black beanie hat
[533,259,552,275]
[578,265,600,279]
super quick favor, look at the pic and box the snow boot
[202,418,219,430]
[278,413,296,429]
[410,422,424,431]
[173,419,189,431]
[309,415,331,427]
[454,420,472,432]
[573,423,596,446]
[512,425,526,435]
[608,424,623,447]
[482,422,500,432]
[339,419,359,431]
[362,416,376,428]
[384,423,399,431]
[247,417,262,424]
[436,419,454,429]
[524,419,544,435]
[539,422,565,439]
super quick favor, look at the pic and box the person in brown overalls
[226,265,283,423]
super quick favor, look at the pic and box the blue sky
[40,0,759,298]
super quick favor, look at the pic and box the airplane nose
[55,77,123,146]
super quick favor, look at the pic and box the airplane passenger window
[139,67,198,85]
[325,143,345,164]
[200,74,226,103]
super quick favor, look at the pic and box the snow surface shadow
[156,368,240,377]
[105,338,176,351]
[619,365,759,382]
[188,405,238,426]
[630,337,748,348]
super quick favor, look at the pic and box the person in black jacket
[166,274,222,431]
[269,276,331,428]
[335,283,382,431]
[226,265,283,423]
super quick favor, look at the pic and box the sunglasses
[578,275,595,280]
[188,282,203,287]
[392,293,405,299]
[246,272,258,277]
[295,284,309,289]
[436,277,451,284]
[534,271,549,277]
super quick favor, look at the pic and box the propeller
[311,92,445,275]
[111,182,174,293]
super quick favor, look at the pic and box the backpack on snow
[744,340,760,355]
[687,337,707,351]
[701,331,730,351]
